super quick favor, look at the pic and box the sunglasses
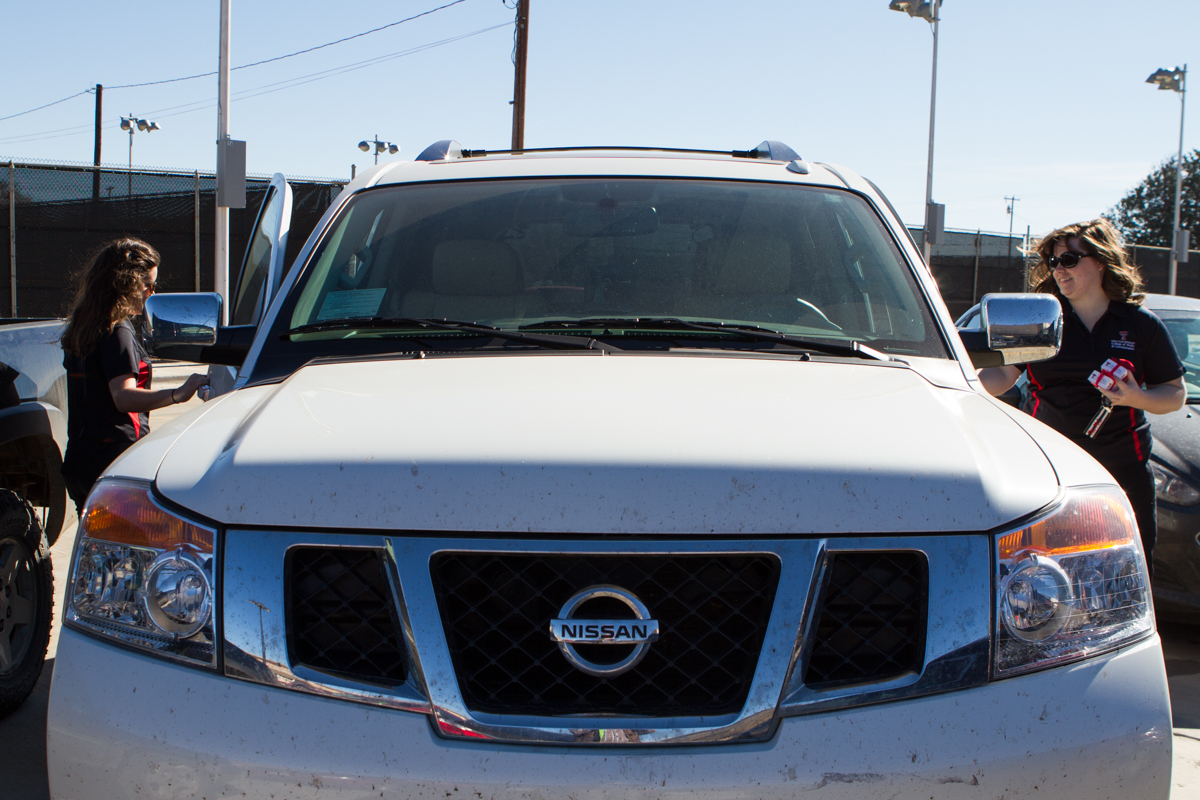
[143,279,158,291]
[1048,251,1092,270]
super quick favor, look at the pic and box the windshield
[1153,309,1200,401]
[259,178,946,379]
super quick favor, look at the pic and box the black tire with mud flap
[0,488,53,719]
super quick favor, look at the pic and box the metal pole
[511,0,530,151]
[92,84,102,200]
[8,161,15,317]
[1005,196,1018,276]
[1024,224,1031,290]
[1170,64,1187,296]
[374,134,379,166]
[249,599,270,665]
[215,0,232,324]
[127,118,134,197]
[194,170,201,291]
[921,0,940,265]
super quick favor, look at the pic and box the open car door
[231,172,293,327]
[209,173,292,395]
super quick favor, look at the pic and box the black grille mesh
[287,548,408,685]
[803,551,927,688]
[430,553,780,717]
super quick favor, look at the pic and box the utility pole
[510,0,530,152]
[215,0,231,323]
[92,84,102,200]
[249,599,271,666]
[1005,195,1019,282]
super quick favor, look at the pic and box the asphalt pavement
[5,365,1200,798]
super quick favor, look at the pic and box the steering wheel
[720,296,842,331]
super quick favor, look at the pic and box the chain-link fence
[1,159,1195,322]
[911,228,1029,320]
[0,160,346,318]
[910,228,1200,320]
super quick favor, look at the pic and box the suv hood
[154,355,1058,533]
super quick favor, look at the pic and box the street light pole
[1173,67,1188,294]
[924,0,940,266]
[216,0,232,324]
[119,115,160,196]
[127,115,134,195]
[358,136,399,165]
[889,0,943,265]
[1148,65,1188,295]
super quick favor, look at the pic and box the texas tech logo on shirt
[1111,331,1136,351]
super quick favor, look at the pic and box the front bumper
[48,628,1173,800]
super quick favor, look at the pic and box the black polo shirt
[64,318,153,446]
[1023,300,1183,469]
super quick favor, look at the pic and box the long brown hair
[1028,218,1144,305]
[61,238,159,357]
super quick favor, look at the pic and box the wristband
[171,387,180,404]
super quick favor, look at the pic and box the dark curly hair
[60,238,159,357]
[1028,218,1144,305]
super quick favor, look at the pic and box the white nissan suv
[47,141,1172,799]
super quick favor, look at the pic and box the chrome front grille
[225,532,990,746]
[429,553,780,717]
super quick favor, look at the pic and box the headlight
[65,479,217,668]
[994,485,1152,677]
[1151,461,1200,507]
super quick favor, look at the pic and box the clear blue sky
[2,1,1195,237]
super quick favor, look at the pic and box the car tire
[0,488,53,719]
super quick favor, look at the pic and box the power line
[225,23,510,103]
[128,22,509,126]
[0,90,93,123]
[0,22,510,146]
[105,0,469,90]
[0,0,471,123]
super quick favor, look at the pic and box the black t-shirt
[1023,300,1183,469]
[64,319,152,447]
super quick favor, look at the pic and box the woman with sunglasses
[59,238,209,515]
[979,218,1185,568]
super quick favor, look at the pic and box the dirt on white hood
[152,354,1060,533]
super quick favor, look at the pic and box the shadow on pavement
[0,656,52,800]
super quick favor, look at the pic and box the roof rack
[414,140,802,163]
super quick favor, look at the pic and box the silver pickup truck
[47,142,1172,799]
[0,318,67,716]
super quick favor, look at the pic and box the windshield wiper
[284,317,606,351]
[521,317,891,361]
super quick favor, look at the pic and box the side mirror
[144,293,221,361]
[957,293,1062,369]
[144,293,257,368]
